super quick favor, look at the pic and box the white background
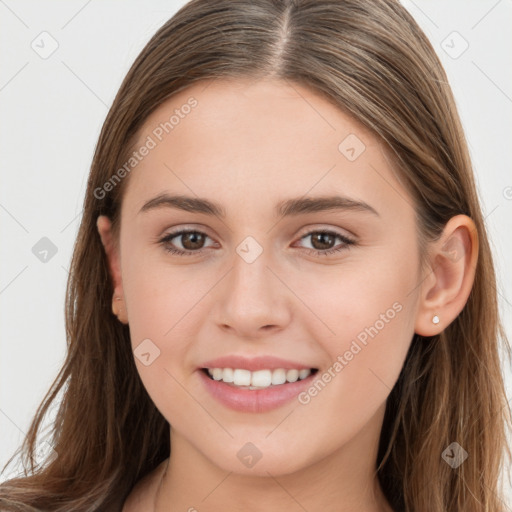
[1,0,511,505]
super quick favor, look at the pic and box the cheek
[122,270,203,428]
[119,245,253,426]
[125,269,199,337]
[291,245,418,398]
[119,245,203,416]
[285,271,416,457]
[120,229,205,341]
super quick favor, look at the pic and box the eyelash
[158,229,356,257]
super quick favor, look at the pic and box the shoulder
[122,458,168,512]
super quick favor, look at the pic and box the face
[104,77,424,476]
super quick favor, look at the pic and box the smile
[198,367,319,413]
[203,367,317,389]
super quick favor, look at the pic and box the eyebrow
[138,193,379,218]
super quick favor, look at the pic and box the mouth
[200,367,319,390]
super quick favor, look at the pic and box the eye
[159,229,216,256]
[295,229,355,256]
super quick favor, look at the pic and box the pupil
[183,232,204,250]
[312,233,333,250]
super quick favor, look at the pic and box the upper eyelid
[297,226,355,241]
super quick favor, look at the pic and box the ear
[97,215,128,324]
[415,214,478,336]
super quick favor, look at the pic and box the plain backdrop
[1,0,511,503]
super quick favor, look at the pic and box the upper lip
[199,355,317,372]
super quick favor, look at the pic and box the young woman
[1,0,510,511]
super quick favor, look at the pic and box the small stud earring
[432,314,440,325]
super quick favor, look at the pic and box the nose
[214,248,292,340]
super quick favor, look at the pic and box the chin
[204,440,319,478]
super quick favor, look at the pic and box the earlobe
[415,215,478,336]
[97,215,128,324]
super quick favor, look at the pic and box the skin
[97,77,478,512]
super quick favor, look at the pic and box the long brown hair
[1,1,510,510]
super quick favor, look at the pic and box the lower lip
[198,369,317,413]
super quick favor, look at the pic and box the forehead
[121,77,409,220]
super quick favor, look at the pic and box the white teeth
[205,367,313,388]
[251,369,272,388]
[222,367,234,383]
[271,368,287,385]
[286,369,299,383]
[233,369,251,386]
[299,369,310,380]
[212,368,223,381]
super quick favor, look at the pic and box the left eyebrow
[138,193,379,218]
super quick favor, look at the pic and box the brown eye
[159,230,215,256]
[297,229,355,256]
[179,231,207,250]
[309,232,336,250]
